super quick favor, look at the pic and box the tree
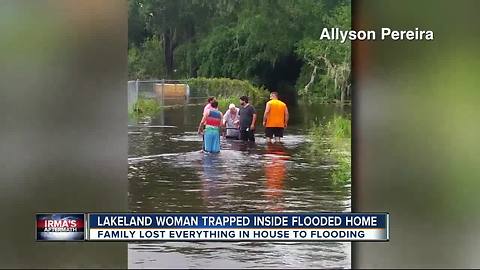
[196,0,306,84]
[139,0,219,78]
[128,0,352,102]
[128,0,149,47]
[295,3,351,102]
[128,35,166,79]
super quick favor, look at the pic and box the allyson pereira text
[321,27,434,43]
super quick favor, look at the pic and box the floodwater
[128,103,351,269]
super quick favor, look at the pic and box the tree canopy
[128,0,351,102]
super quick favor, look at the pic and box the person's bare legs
[266,137,272,143]
[275,136,281,143]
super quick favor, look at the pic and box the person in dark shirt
[238,96,257,142]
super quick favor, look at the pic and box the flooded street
[128,103,351,268]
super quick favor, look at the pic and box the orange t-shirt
[265,99,287,128]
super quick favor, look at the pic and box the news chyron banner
[36,213,389,241]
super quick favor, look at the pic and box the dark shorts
[265,127,284,138]
[240,128,255,142]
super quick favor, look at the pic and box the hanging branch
[303,63,318,95]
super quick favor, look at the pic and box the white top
[223,108,240,137]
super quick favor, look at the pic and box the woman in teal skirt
[198,101,223,153]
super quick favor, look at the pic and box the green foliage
[306,122,327,157]
[308,115,351,184]
[131,97,162,118]
[128,35,166,79]
[326,115,351,140]
[193,0,324,83]
[296,65,338,102]
[295,3,351,101]
[331,156,351,185]
[188,77,269,105]
[128,0,149,47]
[196,26,243,78]
[216,97,239,112]
[129,0,352,102]
[173,41,197,79]
[128,46,144,79]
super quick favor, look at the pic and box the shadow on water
[128,103,351,269]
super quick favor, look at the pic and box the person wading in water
[263,91,289,143]
[203,96,216,116]
[198,101,223,153]
[223,103,240,140]
[238,96,257,142]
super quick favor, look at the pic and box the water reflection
[264,143,290,212]
[198,153,228,209]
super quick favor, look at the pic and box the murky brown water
[128,103,351,268]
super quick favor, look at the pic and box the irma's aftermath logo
[36,214,85,241]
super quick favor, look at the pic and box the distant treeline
[129,0,351,102]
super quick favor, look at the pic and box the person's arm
[223,111,228,126]
[251,112,257,130]
[234,109,240,126]
[263,103,270,126]
[198,114,207,134]
[220,112,225,137]
[284,106,289,128]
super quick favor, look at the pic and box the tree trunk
[304,65,317,95]
[333,71,338,101]
[341,87,346,103]
[163,29,175,78]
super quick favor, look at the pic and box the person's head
[228,103,237,113]
[240,96,249,106]
[207,96,215,104]
[211,101,218,109]
[270,91,279,100]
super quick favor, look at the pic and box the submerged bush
[188,77,269,106]
[327,115,351,140]
[131,98,162,119]
[216,97,240,112]
[308,115,351,185]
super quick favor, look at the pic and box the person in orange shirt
[262,91,289,143]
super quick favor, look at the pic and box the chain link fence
[128,79,211,112]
